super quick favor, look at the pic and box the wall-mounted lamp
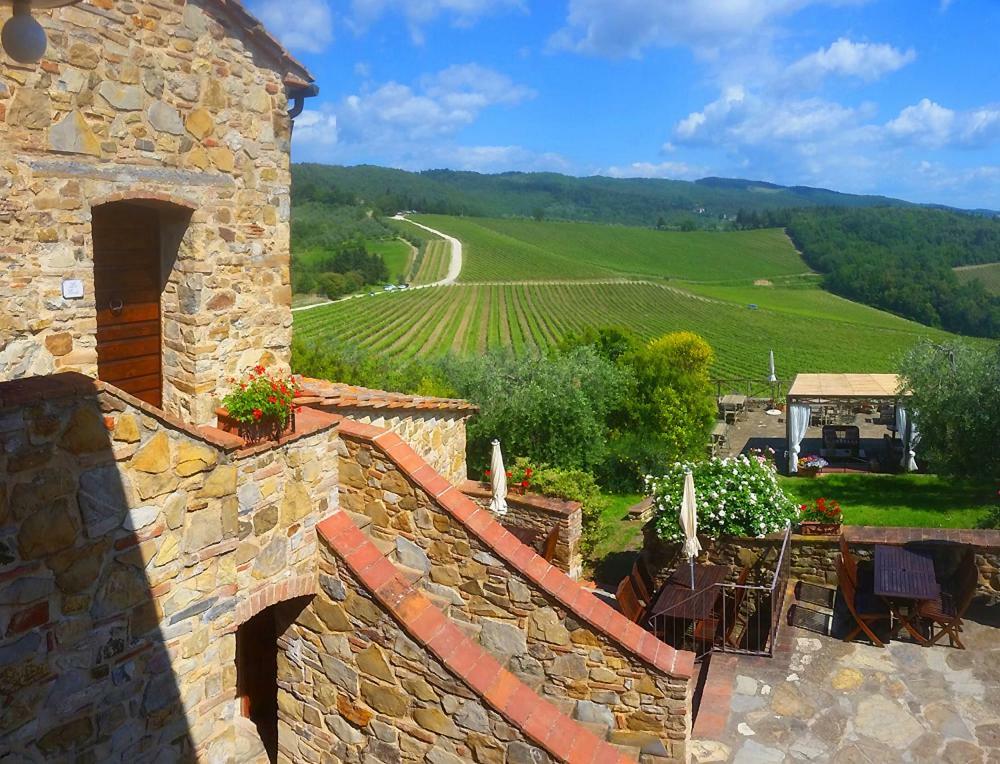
[2,0,81,64]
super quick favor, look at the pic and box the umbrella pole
[690,557,695,590]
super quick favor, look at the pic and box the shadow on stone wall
[1,384,194,760]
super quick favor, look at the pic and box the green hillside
[412,215,809,283]
[293,281,958,378]
[292,163,918,228]
[955,262,1000,295]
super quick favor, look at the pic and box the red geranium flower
[252,408,263,420]
[520,480,529,488]
[268,396,277,403]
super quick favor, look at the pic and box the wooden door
[93,204,163,407]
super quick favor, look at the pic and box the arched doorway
[92,200,187,407]
[235,596,310,763]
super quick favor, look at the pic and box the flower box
[797,466,821,478]
[216,407,295,444]
[797,521,841,536]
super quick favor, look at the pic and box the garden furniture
[837,556,891,648]
[647,564,728,651]
[719,394,747,423]
[503,524,560,563]
[722,566,752,649]
[873,545,940,646]
[917,553,978,649]
[839,536,873,590]
[710,421,729,456]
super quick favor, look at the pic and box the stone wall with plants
[274,549,547,764]
[462,482,583,579]
[333,407,469,484]
[0,1,305,423]
[0,375,339,761]
[339,434,690,760]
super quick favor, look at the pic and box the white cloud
[886,98,956,147]
[349,0,523,42]
[785,38,916,85]
[604,160,708,181]
[447,145,573,173]
[550,0,864,59]
[292,64,539,168]
[250,0,334,54]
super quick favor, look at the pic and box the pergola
[785,373,916,473]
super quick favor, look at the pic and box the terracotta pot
[797,466,821,478]
[797,521,841,536]
[509,485,526,496]
[216,407,295,444]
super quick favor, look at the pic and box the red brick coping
[461,480,582,517]
[841,525,1000,549]
[0,372,340,458]
[336,416,694,682]
[295,377,479,414]
[317,511,635,764]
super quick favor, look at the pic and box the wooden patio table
[647,564,729,648]
[719,395,748,422]
[874,545,939,645]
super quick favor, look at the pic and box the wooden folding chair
[839,536,872,590]
[630,557,655,604]
[615,576,647,624]
[540,525,560,563]
[722,566,751,648]
[837,557,890,648]
[919,557,978,649]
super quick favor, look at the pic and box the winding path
[292,214,463,313]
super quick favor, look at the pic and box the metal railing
[712,377,791,403]
[649,524,792,661]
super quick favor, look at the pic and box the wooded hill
[291,163,923,228]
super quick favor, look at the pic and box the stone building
[0,0,315,425]
[0,3,694,763]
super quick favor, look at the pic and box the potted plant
[797,454,827,478]
[507,463,533,495]
[797,497,843,535]
[217,365,300,444]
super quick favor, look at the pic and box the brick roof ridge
[296,376,478,414]
[200,0,314,88]
[336,417,695,681]
[317,510,638,764]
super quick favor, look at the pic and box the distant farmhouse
[0,2,692,762]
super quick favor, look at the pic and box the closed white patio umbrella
[768,349,777,383]
[489,439,508,516]
[680,471,702,589]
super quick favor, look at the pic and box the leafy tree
[617,332,716,477]
[441,347,631,476]
[899,340,1000,480]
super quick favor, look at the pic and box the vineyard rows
[412,240,451,284]
[294,282,952,377]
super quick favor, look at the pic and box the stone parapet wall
[0,1,304,423]
[276,539,555,764]
[338,428,692,761]
[323,406,469,485]
[461,481,583,579]
[0,374,339,761]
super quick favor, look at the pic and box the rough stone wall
[0,380,338,761]
[338,407,468,484]
[275,548,548,764]
[0,0,297,424]
[463,485,583,579]
[339,436,689,760]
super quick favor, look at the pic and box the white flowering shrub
[647,449,797,541]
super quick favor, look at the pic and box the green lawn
[589,493,644,565]
[412,215,810,283]
[366,238,413,283]
[779,473,995,529]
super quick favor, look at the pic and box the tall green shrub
[899,340,1000,480]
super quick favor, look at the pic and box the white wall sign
[61,279,84,299]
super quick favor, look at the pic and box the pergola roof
[787,373,906,400]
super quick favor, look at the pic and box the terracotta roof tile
[296,377,478,414]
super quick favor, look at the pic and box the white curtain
[787,403,811,472]
[896,405,920,471]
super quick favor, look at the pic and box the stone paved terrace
[690,598,1000,763]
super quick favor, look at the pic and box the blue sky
[249,0,1000,209]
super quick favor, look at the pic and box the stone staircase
[342,510,674,763]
